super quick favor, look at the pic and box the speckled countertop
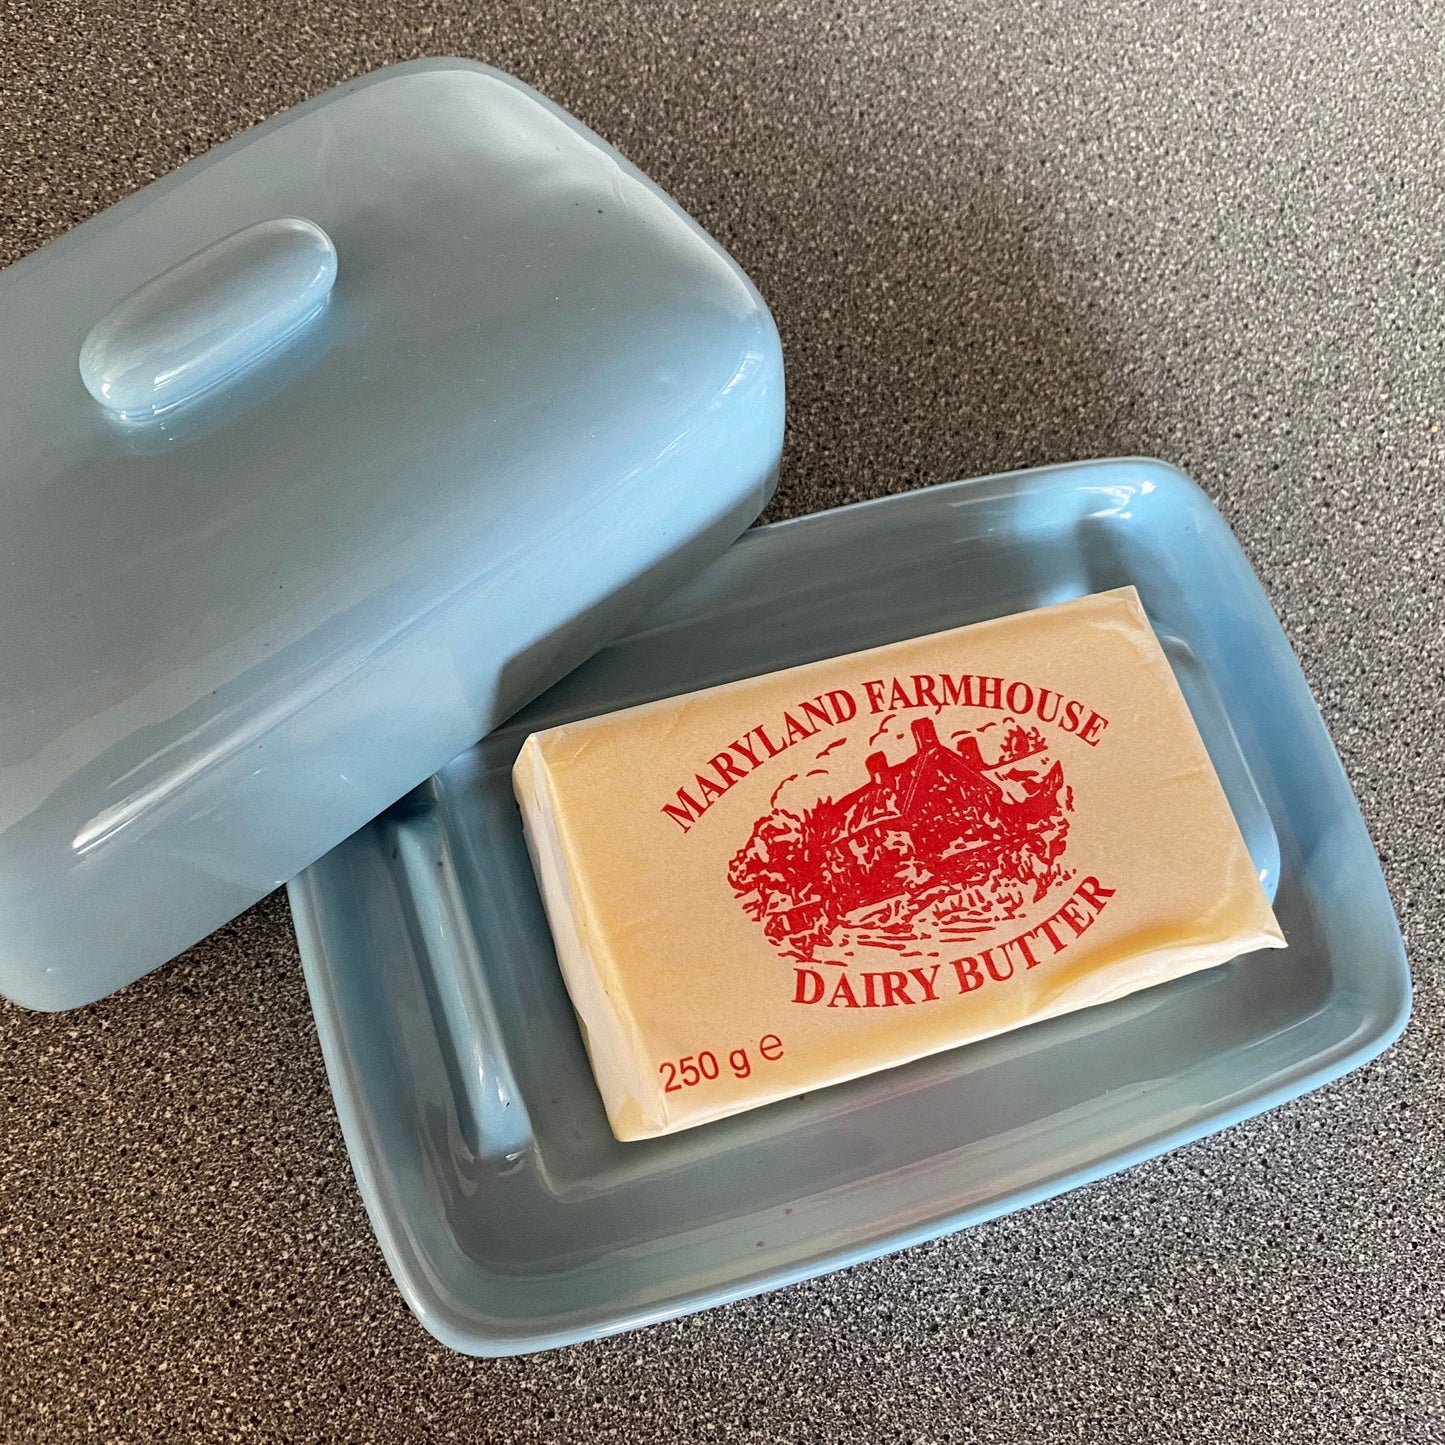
[1,3,1442,1441]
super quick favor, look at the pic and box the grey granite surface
[1,2,1442,1440]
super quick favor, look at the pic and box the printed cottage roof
[816,717,1004,846]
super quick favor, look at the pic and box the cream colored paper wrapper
[514,587,1285,1141]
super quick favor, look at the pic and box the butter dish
[0,51,1404,1364]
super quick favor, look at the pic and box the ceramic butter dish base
[291,459,1408,1354]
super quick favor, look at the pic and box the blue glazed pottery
[0,61,783,1009]
[0,57,1406,1360]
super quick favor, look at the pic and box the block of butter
[514,587,1285,1141]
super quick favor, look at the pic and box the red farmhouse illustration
[728,716,1072,961]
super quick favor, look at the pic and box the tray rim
[291,456,1411,1355]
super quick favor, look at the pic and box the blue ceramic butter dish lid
[0,59,784,1010]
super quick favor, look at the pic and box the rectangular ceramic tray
[290,459,1409,1355]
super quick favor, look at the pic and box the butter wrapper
[513,587,1285,1141]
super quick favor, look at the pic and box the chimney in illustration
[910,717,940,751]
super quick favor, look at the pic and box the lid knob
[79,217,337,419]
